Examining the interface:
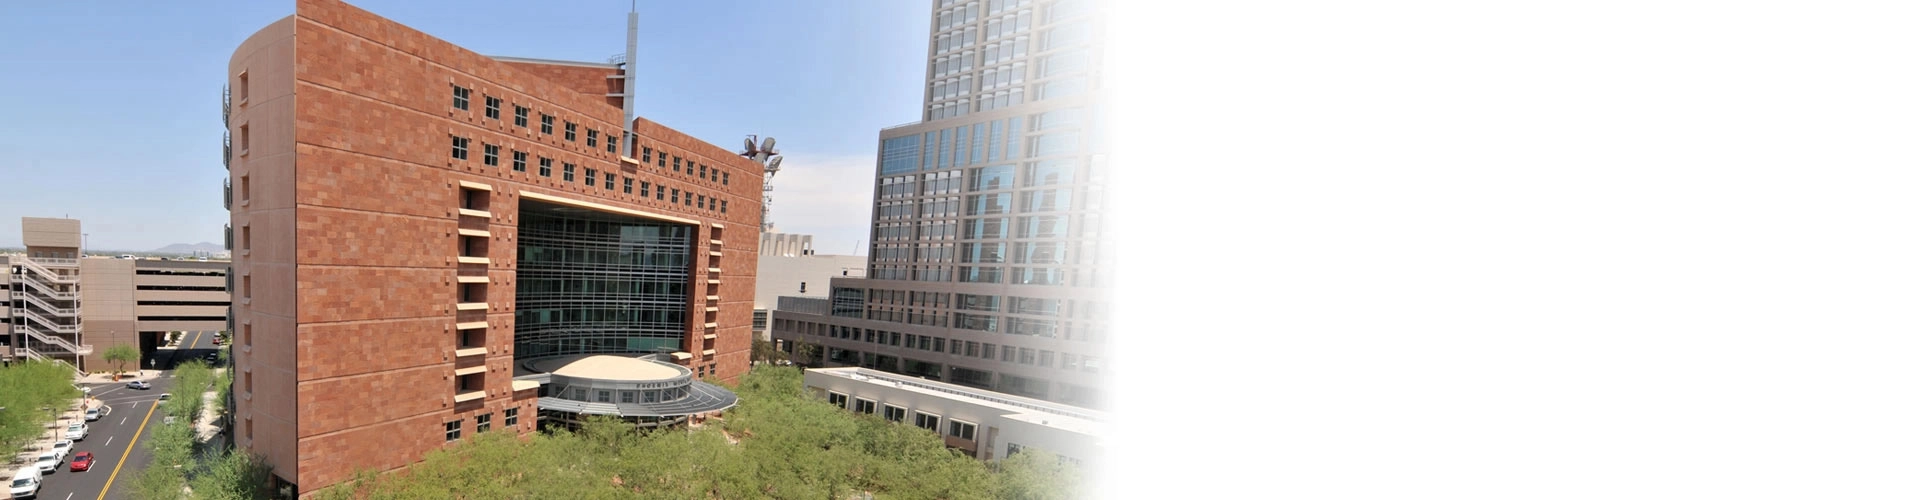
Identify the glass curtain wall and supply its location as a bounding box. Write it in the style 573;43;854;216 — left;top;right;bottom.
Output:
516;200;692;358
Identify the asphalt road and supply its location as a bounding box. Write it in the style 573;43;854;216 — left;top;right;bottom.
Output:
27;330;220;500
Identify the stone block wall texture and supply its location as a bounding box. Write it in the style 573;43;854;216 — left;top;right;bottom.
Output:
228;0;762;495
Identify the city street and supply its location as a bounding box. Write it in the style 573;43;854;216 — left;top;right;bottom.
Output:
25;330;220;500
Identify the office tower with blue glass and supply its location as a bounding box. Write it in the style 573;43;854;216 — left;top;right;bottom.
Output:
772;0;1110;408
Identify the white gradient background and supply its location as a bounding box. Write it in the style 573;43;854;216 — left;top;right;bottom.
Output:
1106;0;1920;498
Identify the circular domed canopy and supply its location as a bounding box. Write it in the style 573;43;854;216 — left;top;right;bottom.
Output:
520;353;736;420
531;354;681;382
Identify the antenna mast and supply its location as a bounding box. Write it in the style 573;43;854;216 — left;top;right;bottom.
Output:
739;135;782;232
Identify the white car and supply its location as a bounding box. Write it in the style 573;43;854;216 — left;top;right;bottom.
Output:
50;440;71;459
66;423;87;441
34;452;59;473
10;467;39;497
85;407;101;421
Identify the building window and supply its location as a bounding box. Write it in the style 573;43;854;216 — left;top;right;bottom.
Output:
642;146;652;163
721;200;728;214
451;136;469;160
512;150;527;172
514;105;529;127
587;129;598;148
883;405;906;423
1008;442;1023;456
476;413;492;433
621;391;635;403
697;195;706;210
673;156;682;172
854;398;877;414
671;189;679;204
604;173;614;190
585;168;597;187
564;163;576;182
538;157;552;177
948;420;976;441
914;411;939;432
826;392;848;409
483;143;499;166
444;420;461;442
504;407;519;428
565;122;577;141
723;172;730;185
597;390;611;403
623;177;634;194
699;164;708;180
656;185;665;200
484;96;501;119
657;153;666;168
607;136;617;154
641;181;651;197
451;85;470;110
541;114;554;135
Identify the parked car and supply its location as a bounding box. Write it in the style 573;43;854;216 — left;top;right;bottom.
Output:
158;393;171;401
34;452;58;473
69;451;93;472
10;467;40;497
84;407;100;421
127;380;151;390
66;423;87;441
50;440;70;460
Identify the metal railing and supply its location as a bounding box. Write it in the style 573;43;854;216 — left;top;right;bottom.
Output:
19;308;81;334
13;348;85;377
16;257;78;282
223;131;232;169
17;321;90;355
14;274;78;300
12;290;76;316
224;224;233;251
222;84;230;125
224;178;232;211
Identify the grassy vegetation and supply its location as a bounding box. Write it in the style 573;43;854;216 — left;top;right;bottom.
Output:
0;360;83;452
317;365;1082;499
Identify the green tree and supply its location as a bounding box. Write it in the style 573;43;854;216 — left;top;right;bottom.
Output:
104;343;140;376
301;365;1085;498
750;338;788;365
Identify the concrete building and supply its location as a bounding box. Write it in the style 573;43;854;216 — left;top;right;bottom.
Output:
226;1;760;495
753;252;865;343
771;0;1112;409
760;230;814;257
1;217;231;372
804;366;1101;466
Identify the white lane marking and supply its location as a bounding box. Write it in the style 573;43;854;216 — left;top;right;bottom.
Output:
119;417;127;425
66;492;73;500
104;436;114;447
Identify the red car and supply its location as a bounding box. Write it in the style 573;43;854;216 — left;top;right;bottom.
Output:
69;452;93;472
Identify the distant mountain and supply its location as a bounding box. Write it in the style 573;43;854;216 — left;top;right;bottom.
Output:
151;242;223;255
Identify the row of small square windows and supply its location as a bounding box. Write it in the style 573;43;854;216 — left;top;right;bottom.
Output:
450;135;730;214
454;84;736;187
454;85;619;155
444;407;518;442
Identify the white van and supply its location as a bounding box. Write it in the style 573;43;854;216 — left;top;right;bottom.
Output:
116;254;135;260
10;467;40;498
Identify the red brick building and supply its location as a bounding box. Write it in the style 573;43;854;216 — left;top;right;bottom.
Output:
227;1;759;495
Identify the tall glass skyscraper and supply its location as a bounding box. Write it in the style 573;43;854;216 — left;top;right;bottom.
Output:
773;0;1111;408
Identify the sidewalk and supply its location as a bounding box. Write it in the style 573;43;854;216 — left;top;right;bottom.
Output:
75;369;166;385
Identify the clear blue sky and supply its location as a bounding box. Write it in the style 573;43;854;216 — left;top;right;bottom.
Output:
0;0;928;252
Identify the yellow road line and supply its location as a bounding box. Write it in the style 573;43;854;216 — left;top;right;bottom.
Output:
190;331;205;352
98;396;159;500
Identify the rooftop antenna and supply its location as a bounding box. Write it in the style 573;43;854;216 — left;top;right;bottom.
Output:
617;2;639;158
740;135;783;232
